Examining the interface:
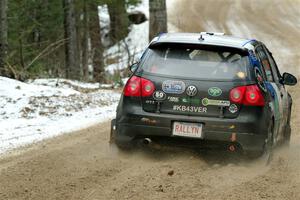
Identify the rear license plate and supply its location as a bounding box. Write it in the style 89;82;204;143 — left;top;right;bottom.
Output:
172;122;203;138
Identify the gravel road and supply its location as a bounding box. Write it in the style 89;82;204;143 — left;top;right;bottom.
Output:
1;1;300;199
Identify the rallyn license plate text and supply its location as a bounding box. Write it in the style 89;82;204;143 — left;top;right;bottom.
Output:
173;122;203;138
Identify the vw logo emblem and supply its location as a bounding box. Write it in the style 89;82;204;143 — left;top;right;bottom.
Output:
186;85;197;97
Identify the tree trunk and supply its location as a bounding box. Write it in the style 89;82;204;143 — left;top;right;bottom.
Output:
149;0;167;41
81;0;89;80
89;3;105;82
0;0;8;76
63;0;80;79
107;0;128;42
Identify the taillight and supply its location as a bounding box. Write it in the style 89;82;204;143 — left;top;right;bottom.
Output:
243;85;265;106
141;78;155;97
124;76;155;97
230;86;246;104
124;76;141;97
229;85;265;106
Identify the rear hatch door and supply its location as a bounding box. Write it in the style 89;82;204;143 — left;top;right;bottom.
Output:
138;43;252;118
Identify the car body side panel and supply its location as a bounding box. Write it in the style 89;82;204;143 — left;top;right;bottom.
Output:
265;82;281;141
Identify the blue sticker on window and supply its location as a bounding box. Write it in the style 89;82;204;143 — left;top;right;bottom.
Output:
162;80;186;94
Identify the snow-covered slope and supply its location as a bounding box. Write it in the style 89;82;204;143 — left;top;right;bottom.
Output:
0;77;120;154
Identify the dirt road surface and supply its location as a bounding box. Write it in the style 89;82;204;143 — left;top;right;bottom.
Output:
1;1;300;199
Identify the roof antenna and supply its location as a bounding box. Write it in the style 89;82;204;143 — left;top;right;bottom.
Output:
199;33;204;41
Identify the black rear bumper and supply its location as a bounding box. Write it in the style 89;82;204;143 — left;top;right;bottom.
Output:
115;122;266;152
114;105;269;153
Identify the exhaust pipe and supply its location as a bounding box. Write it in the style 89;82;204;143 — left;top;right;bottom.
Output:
143;138;152;145
229;144;236;152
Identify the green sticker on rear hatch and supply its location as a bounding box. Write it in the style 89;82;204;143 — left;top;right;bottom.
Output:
208;87;222;97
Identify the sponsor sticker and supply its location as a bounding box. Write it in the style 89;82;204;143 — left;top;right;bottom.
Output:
153;91;166;101
173;105;207;113
167;96;180;103
208;87;222;97
162;80;186;94
202;98;230;107
254;67;267;92
181;98;201;104
229;104;238;113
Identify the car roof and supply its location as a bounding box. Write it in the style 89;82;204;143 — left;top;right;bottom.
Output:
150;33;258;50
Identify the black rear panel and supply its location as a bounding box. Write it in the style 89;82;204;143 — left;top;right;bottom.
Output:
140;74;254;119
137;43;254;119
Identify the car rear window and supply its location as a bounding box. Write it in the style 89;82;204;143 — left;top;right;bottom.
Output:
139;44;250;80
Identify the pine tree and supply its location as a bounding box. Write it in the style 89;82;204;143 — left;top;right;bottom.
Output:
63;0;80;79
149;0;167;41
89;2;105;82
107;0;129;42
0;0;8;76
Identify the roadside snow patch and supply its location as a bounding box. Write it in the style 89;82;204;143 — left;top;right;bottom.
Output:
0;77;120;155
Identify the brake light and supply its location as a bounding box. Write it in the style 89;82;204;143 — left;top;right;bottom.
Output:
124;76;155;97
244;85;265;106
124;76;141;96
229;85;265;106
230;86;246;104
141;78;155;97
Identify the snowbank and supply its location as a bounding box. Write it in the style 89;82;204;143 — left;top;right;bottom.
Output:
0;77;120;155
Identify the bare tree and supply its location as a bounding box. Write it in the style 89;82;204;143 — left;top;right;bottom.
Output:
149;0;167;41
63;0;80;79
89;3;105;82
0;0;8;75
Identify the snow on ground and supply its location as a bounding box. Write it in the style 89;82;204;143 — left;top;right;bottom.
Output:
0;0;176;155
0;76;120;155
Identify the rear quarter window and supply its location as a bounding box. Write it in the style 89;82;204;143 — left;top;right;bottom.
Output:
139;44;251;81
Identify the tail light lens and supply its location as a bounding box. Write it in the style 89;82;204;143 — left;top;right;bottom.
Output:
230;85;265;106
124;76;155;97
244;85;265;106
230;86;246;104
124;76;141;97
141;78;155;97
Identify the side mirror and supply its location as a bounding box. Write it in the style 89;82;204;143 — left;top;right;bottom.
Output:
282;72;297;86
129;63;138;73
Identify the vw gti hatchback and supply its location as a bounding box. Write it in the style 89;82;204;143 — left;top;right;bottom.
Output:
110;32;297;157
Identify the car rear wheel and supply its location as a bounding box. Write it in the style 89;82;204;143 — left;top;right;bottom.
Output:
110;119;136;151
246;120;274;163
283;108;292;146
262;120;274;164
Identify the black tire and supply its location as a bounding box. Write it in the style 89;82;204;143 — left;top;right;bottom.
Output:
283;105;292;146
262;120;274;165
111;119;136;151
109;119;134;152
246;120;274;163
